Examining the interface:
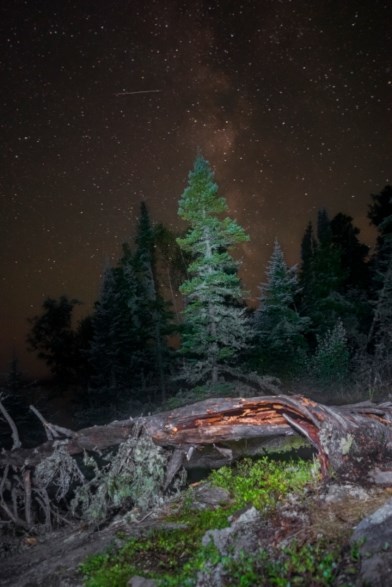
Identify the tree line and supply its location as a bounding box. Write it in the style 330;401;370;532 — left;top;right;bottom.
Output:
26;155;392;405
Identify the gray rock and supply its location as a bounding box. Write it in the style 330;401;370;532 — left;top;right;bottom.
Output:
351;498;392;586
202;506;261;556
197;507;262;586
368;467;392;486
187;482;232;511
128;577;157;587
321;483;372;504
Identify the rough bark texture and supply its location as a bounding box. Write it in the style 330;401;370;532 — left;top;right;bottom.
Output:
2;395;392;480
2;394;392;536
145;395;392;482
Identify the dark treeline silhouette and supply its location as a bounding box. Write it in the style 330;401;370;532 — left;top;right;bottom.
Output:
21;158;392;415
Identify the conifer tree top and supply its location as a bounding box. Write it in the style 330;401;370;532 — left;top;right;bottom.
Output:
178;155;227;222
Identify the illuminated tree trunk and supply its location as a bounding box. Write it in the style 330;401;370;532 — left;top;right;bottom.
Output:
2;395;392;484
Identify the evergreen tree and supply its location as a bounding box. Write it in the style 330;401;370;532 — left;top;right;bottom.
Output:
307;319;350;384
302;238;347;334
88;266;118;392
153;224;191;321
329;213;371;346
5;352;24;393
255;240;309;374
177;154;250;384
113;247;146;386
74;314;94;388
367;205;392;383
89;254;146;400
300;221;316;268
299;221;316;305
329;213;369;291
368;185;392;232
298;210;370;373
317;208;331;245
27;296;81;384
371;255;392;383
299;209;350;341
88;206;175;404
368;185;392;294
134;202;173;401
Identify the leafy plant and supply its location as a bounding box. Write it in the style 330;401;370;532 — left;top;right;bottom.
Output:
80;457;316;587
223;540;343;586
209;457;314;510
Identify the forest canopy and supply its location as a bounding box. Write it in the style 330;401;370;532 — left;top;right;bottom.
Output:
21;161;392;409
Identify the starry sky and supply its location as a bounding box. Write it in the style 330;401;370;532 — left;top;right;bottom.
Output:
0;0;391;378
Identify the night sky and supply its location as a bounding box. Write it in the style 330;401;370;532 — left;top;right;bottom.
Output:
1;0;391;377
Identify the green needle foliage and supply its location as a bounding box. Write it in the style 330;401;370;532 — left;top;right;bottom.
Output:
177;154;250;384
307;318;350;384
254;239;310;375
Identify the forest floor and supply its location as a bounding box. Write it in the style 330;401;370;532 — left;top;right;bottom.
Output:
2;459;392;586
2;381;392;586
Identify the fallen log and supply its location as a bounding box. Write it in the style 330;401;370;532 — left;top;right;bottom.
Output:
2;394;392;531
146;395;392;482
2;395;392;480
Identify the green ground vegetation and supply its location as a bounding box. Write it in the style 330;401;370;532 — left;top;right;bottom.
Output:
80;456;359;587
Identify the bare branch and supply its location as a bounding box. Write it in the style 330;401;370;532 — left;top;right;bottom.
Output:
29;404;54;440
0;396;22;449
29;404;74;440
23;469;32;526
0;472;29;530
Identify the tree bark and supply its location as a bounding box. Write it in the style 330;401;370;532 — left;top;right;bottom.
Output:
3;393;392;532
145;395;392;482
2;395;392;482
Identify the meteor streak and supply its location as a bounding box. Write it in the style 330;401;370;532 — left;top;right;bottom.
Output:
114;89;161;96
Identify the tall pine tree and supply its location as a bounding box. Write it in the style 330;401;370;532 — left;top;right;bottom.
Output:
329;213;369;291
255;240;309;374
177;155;250;384
89;253;144;401
134;202;173;401
368;185;392;295
367;197;392;383
88;205;175;404
27;296;81;384
89;265;118;393
299;209;348;340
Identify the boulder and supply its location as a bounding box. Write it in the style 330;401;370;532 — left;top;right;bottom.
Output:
351;498;392;586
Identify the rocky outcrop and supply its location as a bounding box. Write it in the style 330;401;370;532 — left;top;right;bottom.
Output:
351;498;392;586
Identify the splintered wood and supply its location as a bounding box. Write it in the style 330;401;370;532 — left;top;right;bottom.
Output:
2;394;392;483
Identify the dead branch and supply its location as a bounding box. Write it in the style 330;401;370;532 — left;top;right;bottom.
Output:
29;404;74;441
23;469;32;527
0;396;22;449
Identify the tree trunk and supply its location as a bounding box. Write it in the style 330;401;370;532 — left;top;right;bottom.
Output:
2;394;392;533
2;395;392;481
145;395;392;482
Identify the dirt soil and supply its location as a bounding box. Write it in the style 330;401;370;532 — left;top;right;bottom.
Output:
1;482;392;587
0;511;172;587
